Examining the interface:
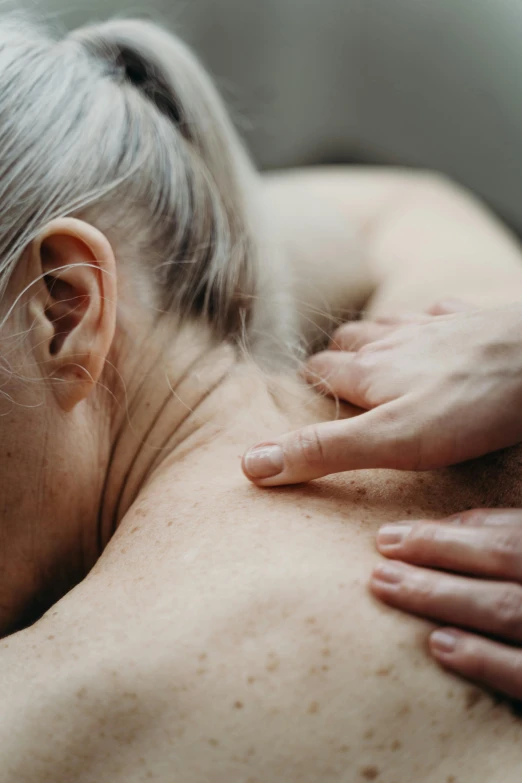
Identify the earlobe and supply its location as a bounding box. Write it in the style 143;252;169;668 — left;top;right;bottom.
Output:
28;218;117;412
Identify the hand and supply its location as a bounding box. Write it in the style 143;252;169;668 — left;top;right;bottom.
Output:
371;508;522;701
242;301;522;486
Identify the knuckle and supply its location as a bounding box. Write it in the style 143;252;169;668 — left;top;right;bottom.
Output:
355;342;379;365
409;571;436;603
453;509;490;526
295;426;326;473
408;523;439;554
491;585;522;635
405;522;437;555
490;531;522;570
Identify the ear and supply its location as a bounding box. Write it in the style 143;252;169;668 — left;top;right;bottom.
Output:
27;218;117;412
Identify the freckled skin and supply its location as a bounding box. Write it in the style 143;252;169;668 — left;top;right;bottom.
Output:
5;463;522;779
3;341;522;781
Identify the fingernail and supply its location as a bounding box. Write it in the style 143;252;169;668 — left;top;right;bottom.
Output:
243;445;284;480
431;630;459;654
372;563;403;586
377;524;411;549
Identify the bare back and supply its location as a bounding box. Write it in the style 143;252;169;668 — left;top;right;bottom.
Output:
1;397;521;783
3;166;522;782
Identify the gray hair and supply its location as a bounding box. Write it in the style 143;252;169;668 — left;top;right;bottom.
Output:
0;14;297;360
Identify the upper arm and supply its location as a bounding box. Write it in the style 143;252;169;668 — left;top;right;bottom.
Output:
261;166;441;340
264;166;522;318
262;167;377;347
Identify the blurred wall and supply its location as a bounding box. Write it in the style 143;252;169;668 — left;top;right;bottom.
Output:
35;0;522;232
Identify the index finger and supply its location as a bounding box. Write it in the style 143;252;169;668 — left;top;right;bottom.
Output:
445;509;522;528
376;521;522;581
430;628;522;703
241;401;415;486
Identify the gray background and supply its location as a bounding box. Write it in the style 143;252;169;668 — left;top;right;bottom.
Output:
39;0;522;233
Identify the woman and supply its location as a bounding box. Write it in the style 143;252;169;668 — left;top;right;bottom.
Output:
1;14;522;783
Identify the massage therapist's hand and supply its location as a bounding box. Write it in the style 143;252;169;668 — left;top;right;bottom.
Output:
242;301;522;486
371;509;522;701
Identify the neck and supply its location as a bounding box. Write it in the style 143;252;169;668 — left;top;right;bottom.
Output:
98;320;330;550
96;323;230;547
0;323;327;638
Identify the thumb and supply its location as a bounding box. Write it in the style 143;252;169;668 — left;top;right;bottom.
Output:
242;404;414;486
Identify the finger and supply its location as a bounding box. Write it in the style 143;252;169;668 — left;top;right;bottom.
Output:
445;508;522;528
373;312;433;326
429;627;522;702
426;298;474;315
304;350;371;408
376;521;522;580
370;560;522;643
329;321;395;351
242;402;415;486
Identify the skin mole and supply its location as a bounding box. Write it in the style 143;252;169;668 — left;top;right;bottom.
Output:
307;701;319;715
360;765;380;780
465;689;483;710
